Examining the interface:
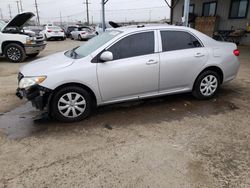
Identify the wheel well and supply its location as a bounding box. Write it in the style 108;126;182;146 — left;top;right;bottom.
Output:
193;66;224;90
2;41;25;52
51;83;97;105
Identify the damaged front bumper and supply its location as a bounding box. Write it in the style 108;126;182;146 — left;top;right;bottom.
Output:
16;85;52;110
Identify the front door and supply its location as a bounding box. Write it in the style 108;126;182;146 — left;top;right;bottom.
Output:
97;31;160;102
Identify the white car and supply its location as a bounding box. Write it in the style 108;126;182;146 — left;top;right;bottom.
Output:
0;12;46;62
41;26;65;41
95;22;114;34
70;27;96;41
16;25;240;122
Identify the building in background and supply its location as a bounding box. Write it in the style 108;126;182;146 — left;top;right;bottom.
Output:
171;0;250;45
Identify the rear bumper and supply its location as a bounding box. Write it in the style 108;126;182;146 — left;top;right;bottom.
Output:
47;33;65;38
16;85;52;110
81;34;96;39
24;43;46;54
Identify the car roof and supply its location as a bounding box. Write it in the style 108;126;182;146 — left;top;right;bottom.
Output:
111;24;217;47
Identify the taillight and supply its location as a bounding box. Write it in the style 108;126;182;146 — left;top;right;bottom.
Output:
81;32;86;35
47;30;52;33
233;49;240;56
60;30;64;32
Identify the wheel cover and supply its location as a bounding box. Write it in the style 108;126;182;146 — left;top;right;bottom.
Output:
200;75;218;96
7;47;21;61
58;92;86;118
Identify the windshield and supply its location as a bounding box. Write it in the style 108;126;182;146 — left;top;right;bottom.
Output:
71;30;122;58
0;20;6;31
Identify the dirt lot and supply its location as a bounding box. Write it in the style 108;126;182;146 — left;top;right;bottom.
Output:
0;40;249;188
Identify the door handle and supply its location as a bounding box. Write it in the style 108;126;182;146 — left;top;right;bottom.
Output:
146;59;158;65
195;53;205;57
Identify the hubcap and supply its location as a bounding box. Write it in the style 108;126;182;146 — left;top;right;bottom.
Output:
200;75;218;96
7;47;21;61
58;92;86;118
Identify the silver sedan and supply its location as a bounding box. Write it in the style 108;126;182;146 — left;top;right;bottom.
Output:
70;27;96;41
17;25;240;122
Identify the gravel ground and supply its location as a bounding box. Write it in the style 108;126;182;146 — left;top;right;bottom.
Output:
0;40;249;188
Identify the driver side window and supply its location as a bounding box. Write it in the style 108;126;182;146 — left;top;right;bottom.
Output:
107;31;155;60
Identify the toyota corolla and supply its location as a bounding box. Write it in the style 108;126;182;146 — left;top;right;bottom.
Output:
16;25;240;122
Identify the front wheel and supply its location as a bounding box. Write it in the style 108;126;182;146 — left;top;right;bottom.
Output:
192;71;220;100
50;86;93;122
4;43;26;63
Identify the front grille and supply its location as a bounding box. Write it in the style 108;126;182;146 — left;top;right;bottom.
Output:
18;72;24;82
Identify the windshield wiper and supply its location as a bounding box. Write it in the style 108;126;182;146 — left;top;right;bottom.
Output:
70;46;79;58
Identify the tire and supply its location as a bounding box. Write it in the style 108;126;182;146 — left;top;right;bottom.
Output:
27;53;39;58
70;35;74;40
78;35;82;41
51;86;94;122
3;43;26;63
192;70;220;100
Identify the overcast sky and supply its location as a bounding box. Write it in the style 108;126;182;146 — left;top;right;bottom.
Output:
0;0;171;23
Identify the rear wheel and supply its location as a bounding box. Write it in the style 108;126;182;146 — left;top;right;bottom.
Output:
51;86;93;122
192;70;220;100
4;43;26;63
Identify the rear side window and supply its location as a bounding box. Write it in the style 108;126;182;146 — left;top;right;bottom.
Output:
161;31;202;52
108;32;154;60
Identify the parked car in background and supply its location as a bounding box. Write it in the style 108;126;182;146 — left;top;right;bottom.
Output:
40;26;65;41
95;21;120;34
16;25;240;122
0;12;46;63
24;26;43;35
65;25;78;38
70;26;96;41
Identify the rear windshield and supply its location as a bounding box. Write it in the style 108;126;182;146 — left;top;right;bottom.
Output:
79;28;91;31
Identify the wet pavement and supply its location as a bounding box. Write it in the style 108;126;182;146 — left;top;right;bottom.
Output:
0;87;239;140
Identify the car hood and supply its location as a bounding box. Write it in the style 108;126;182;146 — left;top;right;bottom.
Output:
20;51;74;76
2;12;35;31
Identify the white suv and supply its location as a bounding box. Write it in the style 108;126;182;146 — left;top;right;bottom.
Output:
16;25;240;122
0;12;46;62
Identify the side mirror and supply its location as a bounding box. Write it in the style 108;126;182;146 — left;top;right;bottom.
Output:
100;51;113;62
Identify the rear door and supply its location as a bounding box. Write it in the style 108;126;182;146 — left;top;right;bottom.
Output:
97;31;160;102
159;30;209;93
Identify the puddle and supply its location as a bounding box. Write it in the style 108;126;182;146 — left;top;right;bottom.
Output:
0;88;239;140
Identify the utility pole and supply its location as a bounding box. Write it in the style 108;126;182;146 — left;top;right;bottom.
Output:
60;12;62;27
0;8;3;20
20;0;24;12
183;0;190;26
16;1;20;14
34;0;40;25
83;0;90;25
8;4;12;19
101;0;108;31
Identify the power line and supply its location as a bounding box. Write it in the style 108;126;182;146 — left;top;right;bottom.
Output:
34;0;40;25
